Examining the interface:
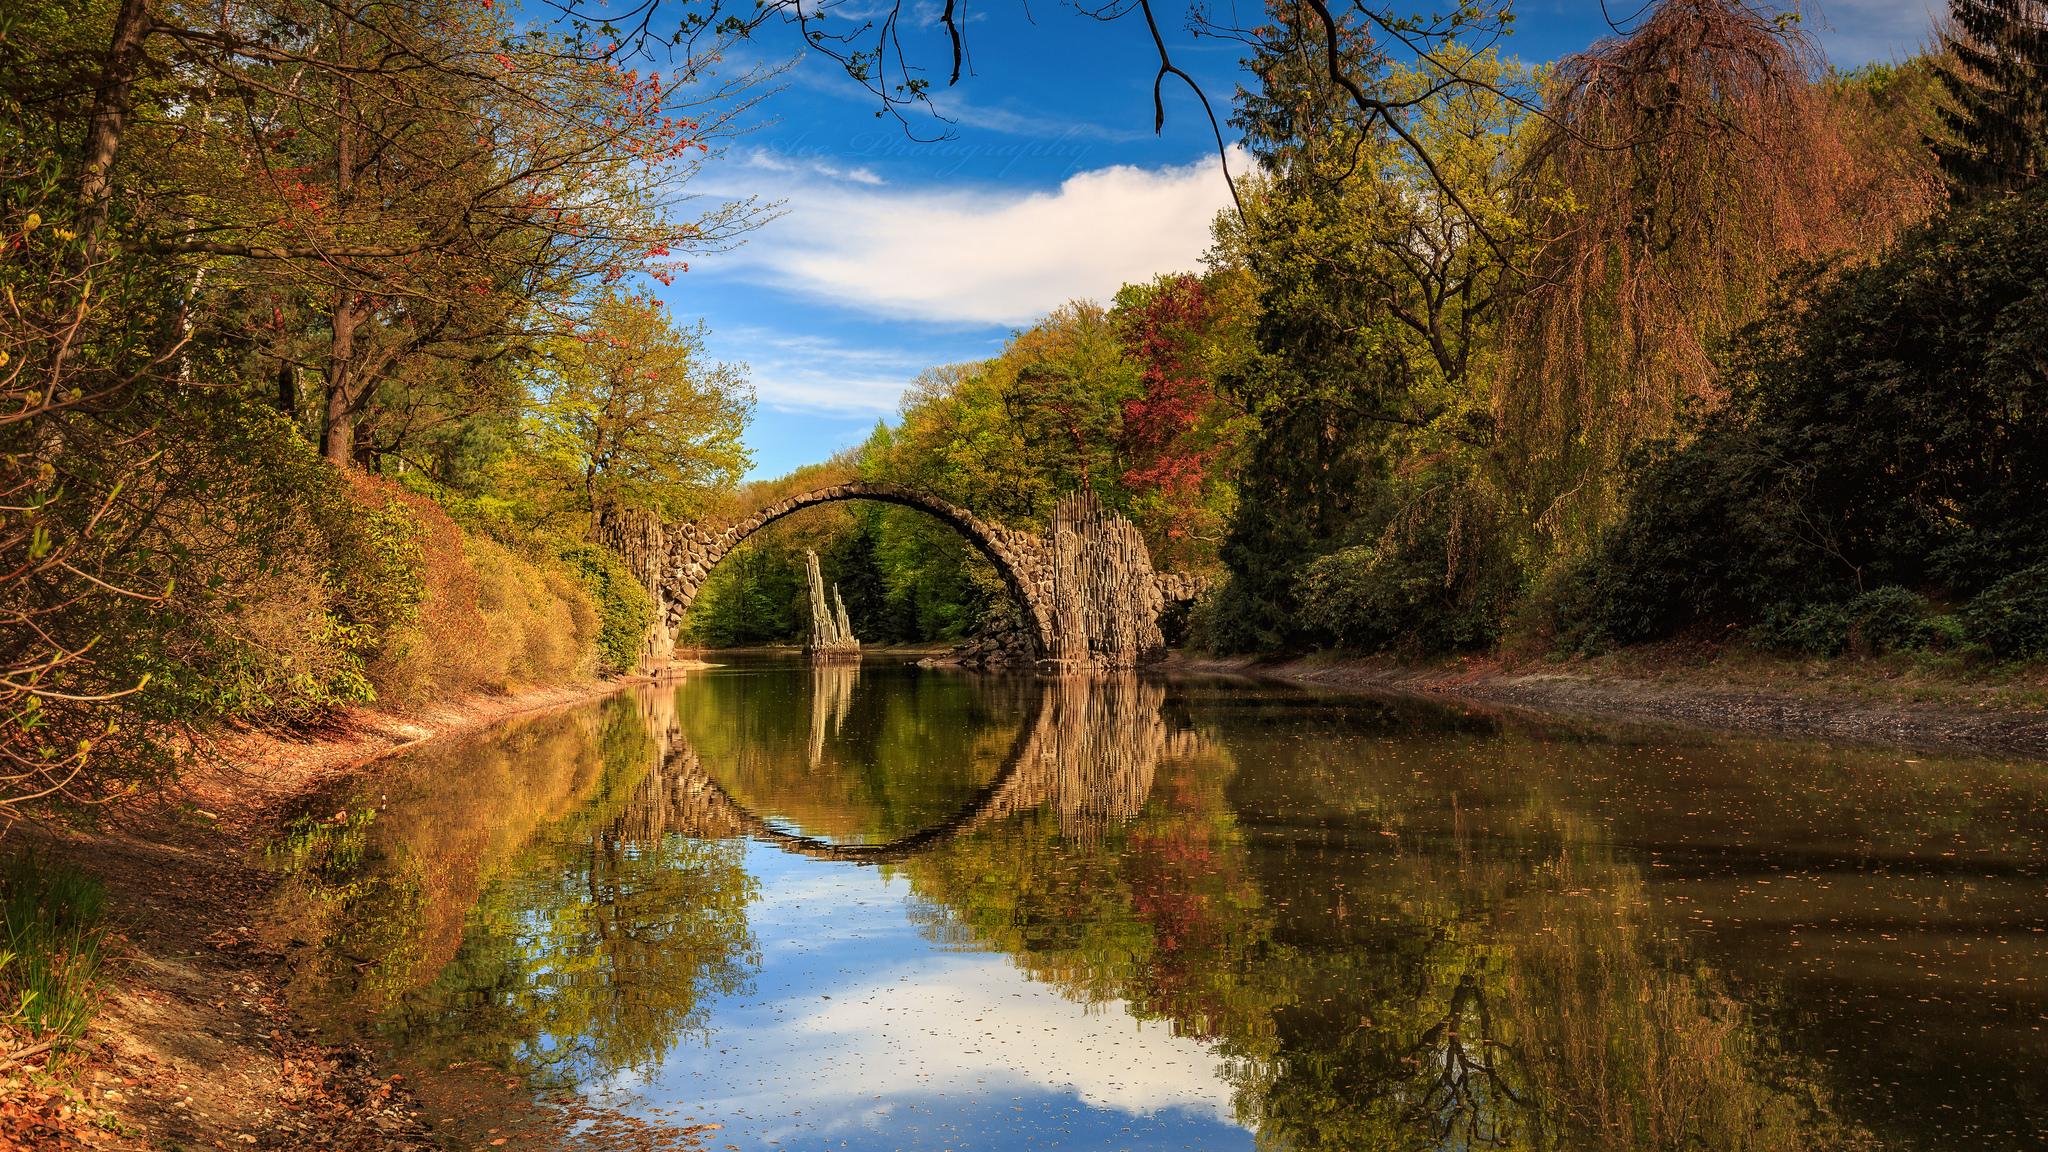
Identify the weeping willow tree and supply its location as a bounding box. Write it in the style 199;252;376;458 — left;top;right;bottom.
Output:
1497;0;1943;556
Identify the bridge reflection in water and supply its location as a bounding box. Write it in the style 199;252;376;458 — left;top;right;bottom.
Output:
615;670;1183;862
269;661;2048;1152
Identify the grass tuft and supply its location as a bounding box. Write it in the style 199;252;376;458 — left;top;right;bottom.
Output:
1;851;110;1055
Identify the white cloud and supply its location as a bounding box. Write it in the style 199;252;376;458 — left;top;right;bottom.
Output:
740;146;886;186
658;950;1244;1138
713;326;973;414
700;150;1243;327
791;956;1242;1121
610;854;1250;1146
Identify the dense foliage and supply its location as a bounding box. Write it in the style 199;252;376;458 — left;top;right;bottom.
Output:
700;0;2042;672
8;0;2047;819
1;0;756;818
1560;185;2048;657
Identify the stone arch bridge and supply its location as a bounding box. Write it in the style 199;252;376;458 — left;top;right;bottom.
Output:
598;481;1205;669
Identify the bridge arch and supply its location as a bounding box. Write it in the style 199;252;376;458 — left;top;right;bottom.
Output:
656;481;1057;659
617;675;1176;863
599;483;1193;669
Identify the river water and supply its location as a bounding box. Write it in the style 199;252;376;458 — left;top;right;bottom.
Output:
269;656;2048;1150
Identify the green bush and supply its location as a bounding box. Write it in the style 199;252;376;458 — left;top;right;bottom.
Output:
1573;185;2048;648
1756;601;1852;657
1292;480;1520;658
1754;589;1949;658
1;853;109;1054
1296;544;1506;655
561;544;655;674
1962;564;2048;660
1846;586;1935;656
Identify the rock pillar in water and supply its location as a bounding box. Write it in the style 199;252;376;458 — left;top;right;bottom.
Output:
805;549;861;661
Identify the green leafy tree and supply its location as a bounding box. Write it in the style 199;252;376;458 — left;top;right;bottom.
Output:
824;508;897;643
1208;21;1527;653
526;290;752;526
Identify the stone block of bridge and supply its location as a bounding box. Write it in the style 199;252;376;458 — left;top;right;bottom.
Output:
598;482;1197;670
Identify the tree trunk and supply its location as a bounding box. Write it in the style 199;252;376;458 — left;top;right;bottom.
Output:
77;0;153;253
321;297;359;465
275;361;299;416
320;11;357;467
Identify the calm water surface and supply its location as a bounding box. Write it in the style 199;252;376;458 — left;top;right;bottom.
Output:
272;657;2048;1150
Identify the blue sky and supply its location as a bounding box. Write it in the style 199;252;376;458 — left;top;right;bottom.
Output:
652;1;1942;479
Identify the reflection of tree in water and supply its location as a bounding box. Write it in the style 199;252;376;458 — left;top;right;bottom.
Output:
658;665;1035;842
893;707;1877;1152
270;691;759;1088
1401;975;1526;1148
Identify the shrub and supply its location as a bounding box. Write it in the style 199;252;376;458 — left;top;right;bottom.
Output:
1925;613;1969;651
1752;589;1940;658
1845;587;1935;656
1;853;109;1055
1287;458;1521;657
464;537;599;691
560;545;655;675
1294;545;1488;654
1294;529;1517;657
1962;564;2048;660
112;403;425;723
1575;185;2048;646
356;483;611;701
1755;602;1852;657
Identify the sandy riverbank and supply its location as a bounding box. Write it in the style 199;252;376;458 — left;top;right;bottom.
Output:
1165;650;2048;761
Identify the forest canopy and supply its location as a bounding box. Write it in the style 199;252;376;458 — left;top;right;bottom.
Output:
4;0;2045;821
719;0;2038;671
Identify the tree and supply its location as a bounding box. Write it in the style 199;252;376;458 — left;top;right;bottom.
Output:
1936;0;2048;196
1111;272;1251;572
1568;184;2048;652
825;509;895;643
1207;16;1527;653
1497;0;1942;555
72;0;769;467
525;290;752;525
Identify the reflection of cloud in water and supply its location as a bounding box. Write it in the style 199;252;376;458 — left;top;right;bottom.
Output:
792;959;1239;1122
630;847;1250;1149
741;866;911;938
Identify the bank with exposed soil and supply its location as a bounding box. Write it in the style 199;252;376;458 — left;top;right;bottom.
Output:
1167;650;2048;761
4;678;716;1152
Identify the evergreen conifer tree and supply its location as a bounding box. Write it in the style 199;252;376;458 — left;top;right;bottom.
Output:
1936;0;2048;195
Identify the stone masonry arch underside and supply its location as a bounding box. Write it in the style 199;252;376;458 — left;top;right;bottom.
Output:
600;482;1203;669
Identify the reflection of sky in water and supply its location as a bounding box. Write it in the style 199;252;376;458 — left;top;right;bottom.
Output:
600;843;1253;1151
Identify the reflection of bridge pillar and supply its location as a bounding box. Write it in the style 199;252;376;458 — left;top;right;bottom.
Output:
807;663;859;769
621;674;1185;859
1017;675;1166;838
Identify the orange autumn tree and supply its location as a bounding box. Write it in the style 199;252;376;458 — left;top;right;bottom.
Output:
1497;0;1943;555
91;0;771;466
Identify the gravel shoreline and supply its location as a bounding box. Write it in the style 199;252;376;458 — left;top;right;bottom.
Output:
1165;653;2048;761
